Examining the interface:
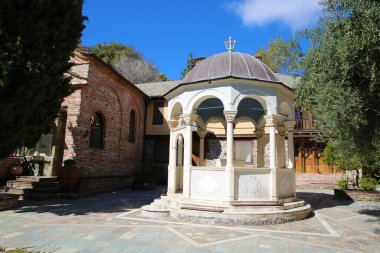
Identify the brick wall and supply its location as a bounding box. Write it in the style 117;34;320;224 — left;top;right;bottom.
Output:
61;53;146;191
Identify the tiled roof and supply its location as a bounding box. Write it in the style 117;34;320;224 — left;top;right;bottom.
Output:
275;73;300;89
135;74;299;98
182;52;280;84
135;80;181;97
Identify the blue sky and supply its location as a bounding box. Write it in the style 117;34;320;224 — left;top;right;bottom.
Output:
81;0;322;80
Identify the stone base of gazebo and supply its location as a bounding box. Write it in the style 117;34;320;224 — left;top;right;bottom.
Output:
142;195;311;225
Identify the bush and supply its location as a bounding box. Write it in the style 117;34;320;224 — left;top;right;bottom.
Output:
337;178;349;190
359;177;377;191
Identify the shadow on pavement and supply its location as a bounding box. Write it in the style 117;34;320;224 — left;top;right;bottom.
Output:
297;191;354;210
8;187;164;216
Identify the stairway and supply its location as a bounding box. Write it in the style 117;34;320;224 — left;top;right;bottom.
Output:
296;173;343;189
5;176;61;201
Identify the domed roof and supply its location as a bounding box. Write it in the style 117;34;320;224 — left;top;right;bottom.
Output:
182;52;280;84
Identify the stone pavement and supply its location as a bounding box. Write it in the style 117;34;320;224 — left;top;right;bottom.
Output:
0;188;378;253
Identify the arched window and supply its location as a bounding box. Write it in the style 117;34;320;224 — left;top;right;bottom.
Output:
128;110;136;143
89;112;105;149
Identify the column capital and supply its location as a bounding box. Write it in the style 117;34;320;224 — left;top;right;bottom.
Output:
284;120;296;132
224;110;238;123
254;129;265;139
167;120;178;130
197;130;208;139
276;125;287;137
182;113;197;126
264;114;283;127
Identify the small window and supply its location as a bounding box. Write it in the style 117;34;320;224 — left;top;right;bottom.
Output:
89;112;105;149
152;101;164;125
295;108;302;119
129;110;136;143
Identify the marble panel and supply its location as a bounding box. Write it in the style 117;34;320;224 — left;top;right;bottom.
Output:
235;171;270;199
191;169;226;201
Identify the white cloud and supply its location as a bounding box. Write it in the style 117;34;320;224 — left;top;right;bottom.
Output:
229;0;322;30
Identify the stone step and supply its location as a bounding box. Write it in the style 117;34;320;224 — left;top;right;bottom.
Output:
296;183;336;189
16;176;57;183
6;181;60;189
282;200;305;210
296;173;343;189
6;187;60;195
180;204;224;213
20;193;59;201
230;200;282;206
141;204;170;217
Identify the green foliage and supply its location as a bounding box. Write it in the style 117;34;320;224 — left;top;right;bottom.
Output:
0;246;39;253
322;142;338;169
336;178;349;190
181;53;195;78
254;36;302;75
0;0;86;159
90;42;170;83
296;0;380;173
159;73;171;81
89;42;141;65
359;177;377;191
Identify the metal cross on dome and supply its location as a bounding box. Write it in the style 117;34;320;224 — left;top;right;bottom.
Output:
224;37;236;52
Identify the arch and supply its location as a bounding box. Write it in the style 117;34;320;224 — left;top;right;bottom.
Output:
205;116;226;135
186;89;228;113
256;116;266;129
169;101;183;120
232;89;268;110
234;117;256;135
236;97;266;123
196;98;225;123
235;116;257;126
279;101;294;120
195;117;206;130
175;133;184;166
89;112;105;149
128;110;136;143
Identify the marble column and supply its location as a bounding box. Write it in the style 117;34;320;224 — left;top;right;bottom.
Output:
224;110;237;201
182;114;197;198
197;130;207;166
284;120;296;196
264;115;280;201
167;120;178;195
264;115;279;169
177;135;183;166
255;129;264;168
284;121;296;169
276;125;287;168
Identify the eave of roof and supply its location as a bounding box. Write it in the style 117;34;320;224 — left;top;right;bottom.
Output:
163;76;294;98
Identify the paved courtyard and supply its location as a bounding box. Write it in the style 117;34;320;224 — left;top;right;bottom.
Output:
0;188;379;253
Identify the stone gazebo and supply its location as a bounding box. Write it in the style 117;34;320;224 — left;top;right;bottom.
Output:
142;38;310;224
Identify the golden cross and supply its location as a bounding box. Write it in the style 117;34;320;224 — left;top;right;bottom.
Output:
224;37;236;52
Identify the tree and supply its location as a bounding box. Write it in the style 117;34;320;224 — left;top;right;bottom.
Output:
89;42;141;65
113;55;162;84
158;73;171;82
90;42;170;83
0;0;86;159
254;36;302;75
296;0;380;175
181;53;196;78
